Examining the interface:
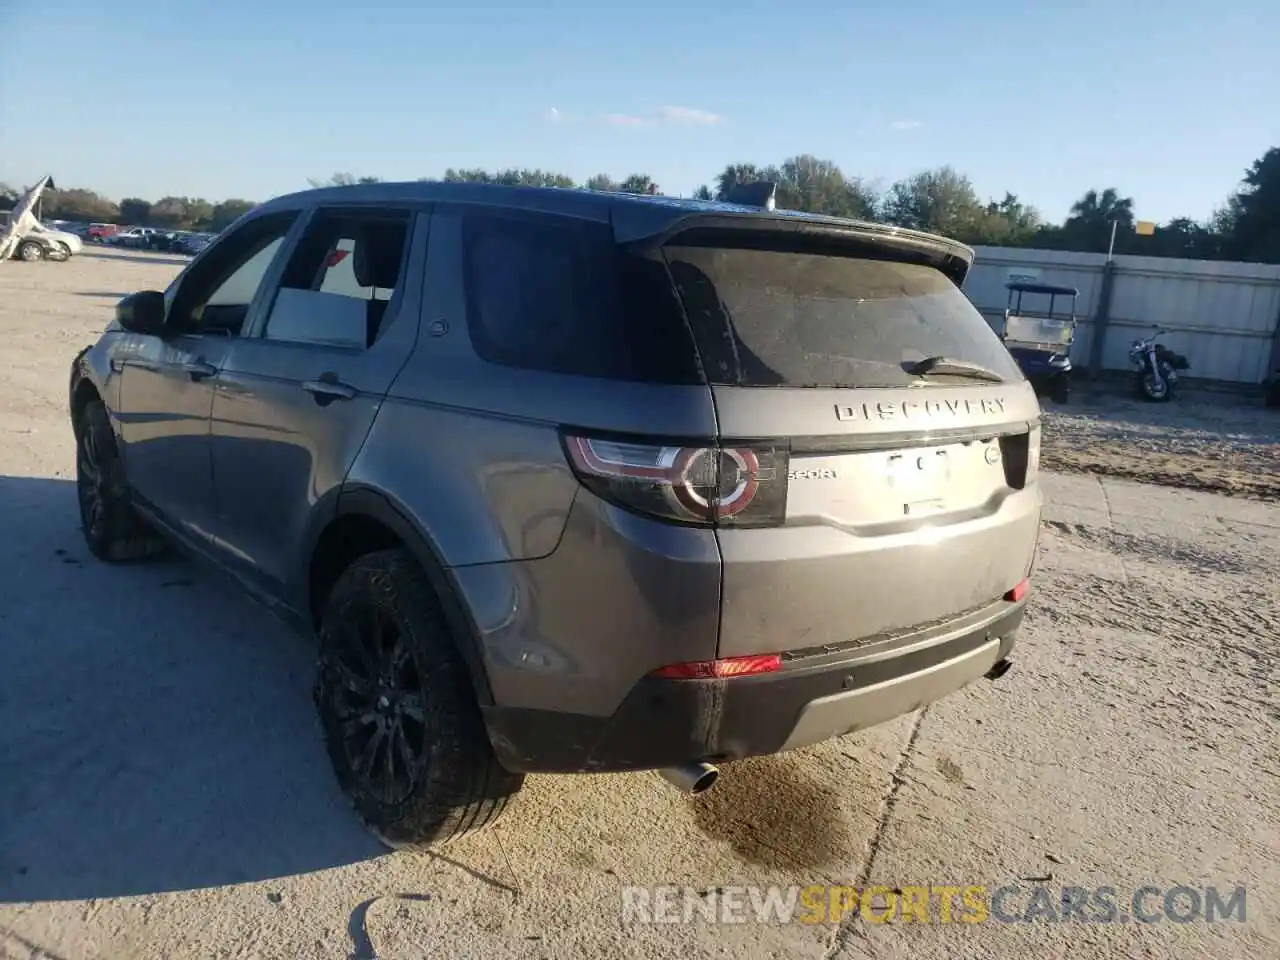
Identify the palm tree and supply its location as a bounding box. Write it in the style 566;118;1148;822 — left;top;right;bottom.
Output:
1068;188;1135;229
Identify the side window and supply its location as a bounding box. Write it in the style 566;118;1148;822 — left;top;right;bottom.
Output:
206;238;286;308
460;213;700;383
315;237;393;302
262;208;411;348
170;212;297;336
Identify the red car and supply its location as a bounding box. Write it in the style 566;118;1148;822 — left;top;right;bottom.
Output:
86;223;119;241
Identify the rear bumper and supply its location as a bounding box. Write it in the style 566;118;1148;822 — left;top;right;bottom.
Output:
482;598;1023;773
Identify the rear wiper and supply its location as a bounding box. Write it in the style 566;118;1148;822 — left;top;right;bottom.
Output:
907;356;1005;383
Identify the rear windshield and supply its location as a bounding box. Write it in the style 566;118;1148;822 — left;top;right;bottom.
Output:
664;243;1023;388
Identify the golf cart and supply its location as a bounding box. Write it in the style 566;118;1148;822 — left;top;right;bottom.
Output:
1002;281;1077;403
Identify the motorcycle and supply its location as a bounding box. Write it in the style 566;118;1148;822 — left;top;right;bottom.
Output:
1129;326;1190;402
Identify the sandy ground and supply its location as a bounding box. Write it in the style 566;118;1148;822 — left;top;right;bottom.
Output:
1;249;1277;959
1040;391;1280;502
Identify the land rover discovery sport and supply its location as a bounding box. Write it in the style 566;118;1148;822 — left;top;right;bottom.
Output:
68;182;1041;847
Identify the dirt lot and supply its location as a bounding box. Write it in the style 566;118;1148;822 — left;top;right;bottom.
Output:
1;249;1277;960
1040;390;1280;502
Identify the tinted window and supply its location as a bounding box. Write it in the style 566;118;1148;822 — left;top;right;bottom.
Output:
264;208;411;347
171;211;298;335
665;244;1023;388
206;238;285;307
461;214;701;384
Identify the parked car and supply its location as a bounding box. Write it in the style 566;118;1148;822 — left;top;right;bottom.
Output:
111;227;158;248
67;181;1041;847
0;212;81;260
147;231;185;252
47;219;89;237
87;223;120;242
175;232;215;255
35;221;83;257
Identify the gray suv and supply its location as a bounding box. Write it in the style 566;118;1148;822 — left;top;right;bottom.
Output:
68;182;1041;847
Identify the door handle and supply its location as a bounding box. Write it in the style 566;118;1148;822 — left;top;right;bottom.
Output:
302;378;357;403
183;360;218;381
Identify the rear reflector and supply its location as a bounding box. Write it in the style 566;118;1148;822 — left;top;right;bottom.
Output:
651;654;783;679
1004;578;1029;602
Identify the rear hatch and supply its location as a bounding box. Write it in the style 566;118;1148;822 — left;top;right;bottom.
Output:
660;227;1042;658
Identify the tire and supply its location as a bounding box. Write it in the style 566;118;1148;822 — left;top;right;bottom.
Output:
314;549;523;849
75;400;169;562
1139;371;1169;402
1051;379;1070;404
17;240;44;262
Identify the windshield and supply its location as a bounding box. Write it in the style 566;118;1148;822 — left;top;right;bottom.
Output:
665;243;1023;388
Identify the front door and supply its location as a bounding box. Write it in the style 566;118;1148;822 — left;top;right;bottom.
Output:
115;211;300;545
209;205;426;602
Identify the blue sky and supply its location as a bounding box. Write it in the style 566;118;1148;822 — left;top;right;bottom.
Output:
2;0;1275;223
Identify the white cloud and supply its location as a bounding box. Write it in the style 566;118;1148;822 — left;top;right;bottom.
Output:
656;105;725;126
604;113;649;127
597;106;726;129
890;120;924;131
545;107;582;124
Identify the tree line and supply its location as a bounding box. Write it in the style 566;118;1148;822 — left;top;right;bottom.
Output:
3;146;1276;262
0;187;259;235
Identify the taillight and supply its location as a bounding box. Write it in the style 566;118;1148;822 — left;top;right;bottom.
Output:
1004;578;1029;602
651;654;782;679
562;433;789;527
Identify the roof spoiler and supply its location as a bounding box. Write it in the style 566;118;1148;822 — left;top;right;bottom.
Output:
723;180;777;211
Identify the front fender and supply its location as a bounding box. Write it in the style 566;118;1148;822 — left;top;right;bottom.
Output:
69;343;91;400
69;336;122;432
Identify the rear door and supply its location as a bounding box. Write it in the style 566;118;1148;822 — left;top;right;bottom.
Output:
662;234;1042;657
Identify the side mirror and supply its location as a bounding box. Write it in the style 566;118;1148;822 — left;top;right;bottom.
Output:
115;290;166;335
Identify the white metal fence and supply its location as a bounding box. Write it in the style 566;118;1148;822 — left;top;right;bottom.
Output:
965;246;1280;385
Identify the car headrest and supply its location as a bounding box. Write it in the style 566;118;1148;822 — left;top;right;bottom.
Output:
352;222;405;290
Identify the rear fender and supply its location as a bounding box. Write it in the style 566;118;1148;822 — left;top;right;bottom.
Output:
301;485;497;707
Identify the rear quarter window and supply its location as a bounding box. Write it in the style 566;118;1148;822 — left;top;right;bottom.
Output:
665;243;1023;388
461;213;702;384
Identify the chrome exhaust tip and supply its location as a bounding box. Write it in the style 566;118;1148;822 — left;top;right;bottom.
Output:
985;658;1013;681
658;762;719;794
